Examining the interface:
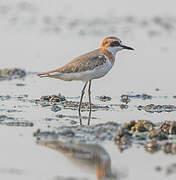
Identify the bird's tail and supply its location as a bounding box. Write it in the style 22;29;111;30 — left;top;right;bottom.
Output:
37;68;62;78
37;73;50;78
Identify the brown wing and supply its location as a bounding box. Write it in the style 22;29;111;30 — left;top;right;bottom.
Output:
38;49;106;77
58;49;106;73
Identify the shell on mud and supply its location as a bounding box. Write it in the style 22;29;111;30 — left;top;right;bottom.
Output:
148;129;168;140
160;121;176;134
122;120;136;130
122;120;154;133
120;95;131;104
163;142;176;154
131;120;154;133
120;104;128;109
114;128;132;145
97;95;112;102
40;94;66;102
145;141;161;153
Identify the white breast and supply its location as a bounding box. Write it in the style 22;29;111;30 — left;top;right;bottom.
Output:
53;56;113;81
90;56;113;80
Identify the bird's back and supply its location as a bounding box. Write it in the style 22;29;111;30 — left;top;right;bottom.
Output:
38;48;107;77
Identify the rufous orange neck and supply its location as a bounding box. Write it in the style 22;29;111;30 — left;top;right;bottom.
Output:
100;48;115;65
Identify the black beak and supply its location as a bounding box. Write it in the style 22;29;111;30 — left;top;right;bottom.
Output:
120;45;134;50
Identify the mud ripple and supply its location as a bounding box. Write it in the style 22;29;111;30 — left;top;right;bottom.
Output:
0;115;33;127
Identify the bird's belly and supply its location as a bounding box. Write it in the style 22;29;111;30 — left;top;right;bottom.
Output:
57;59;113;81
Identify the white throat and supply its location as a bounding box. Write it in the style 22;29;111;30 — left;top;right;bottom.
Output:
107;46;122;56
107;42;123;57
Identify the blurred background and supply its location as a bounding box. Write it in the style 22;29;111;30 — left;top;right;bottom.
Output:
1;0;176;95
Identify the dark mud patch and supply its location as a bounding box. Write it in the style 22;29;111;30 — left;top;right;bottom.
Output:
55;114;98;123
0;68;26;81
0;95;11;101
0;94;30;107
120;93;152;103
37;94;111;111
114;120;176;154
138;104;176;113
51;105;62;112
1;121;33;127
44;116;79;126
62;101;110;111
0;115;14;121
16;83;26;86
34;122;119;143
0;115;33;127
55;114;96;120
43;113;98;126
0;108;22;113
40;94;66;102
96;95;112;102
34;118;176;154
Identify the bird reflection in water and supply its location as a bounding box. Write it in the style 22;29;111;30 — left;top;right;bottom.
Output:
37;139;117;180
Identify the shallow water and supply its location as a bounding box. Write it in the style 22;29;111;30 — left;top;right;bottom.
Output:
1;0;176;179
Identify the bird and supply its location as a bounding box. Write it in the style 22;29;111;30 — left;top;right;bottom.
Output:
38;36;134;125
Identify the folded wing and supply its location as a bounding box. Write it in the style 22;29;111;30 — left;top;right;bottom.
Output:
38;49;106;78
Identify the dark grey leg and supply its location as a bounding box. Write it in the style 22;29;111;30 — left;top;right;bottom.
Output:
78;81;88;125
88;80;92;125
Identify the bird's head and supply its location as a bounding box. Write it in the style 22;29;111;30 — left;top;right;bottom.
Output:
100;36;134;56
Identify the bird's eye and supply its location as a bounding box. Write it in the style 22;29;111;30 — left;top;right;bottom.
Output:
110;41;120;47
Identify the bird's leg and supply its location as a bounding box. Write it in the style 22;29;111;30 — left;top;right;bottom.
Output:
78;81;88;126
88;80;92;126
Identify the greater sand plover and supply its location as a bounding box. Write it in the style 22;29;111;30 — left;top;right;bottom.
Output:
38;36;134;125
